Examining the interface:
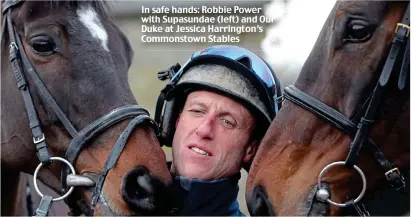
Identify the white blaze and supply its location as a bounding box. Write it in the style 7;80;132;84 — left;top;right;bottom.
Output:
77;6;109;52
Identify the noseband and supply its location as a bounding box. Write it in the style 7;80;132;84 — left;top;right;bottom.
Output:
283;3;409;215
2;0;159;216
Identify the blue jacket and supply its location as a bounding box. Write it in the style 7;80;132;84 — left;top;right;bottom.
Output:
170;173;244;216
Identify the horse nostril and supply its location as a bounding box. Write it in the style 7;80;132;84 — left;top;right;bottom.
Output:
247;185;276;216
122;166;169;214
136;173;154;195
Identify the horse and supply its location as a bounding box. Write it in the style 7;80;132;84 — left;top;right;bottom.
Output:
246;1;410;216
1;0;172;215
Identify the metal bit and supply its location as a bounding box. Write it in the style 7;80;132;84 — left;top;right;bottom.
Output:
66;174;95;187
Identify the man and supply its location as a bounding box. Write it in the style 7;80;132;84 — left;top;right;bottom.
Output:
155;45;282;216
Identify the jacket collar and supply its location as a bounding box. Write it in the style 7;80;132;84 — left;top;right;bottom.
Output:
171;173;242;216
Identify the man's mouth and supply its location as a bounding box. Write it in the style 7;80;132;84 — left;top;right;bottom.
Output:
189;146;211;156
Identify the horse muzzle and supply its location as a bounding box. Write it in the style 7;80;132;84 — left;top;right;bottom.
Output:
246;184;332;216
246;185;276;216
121;166;172;215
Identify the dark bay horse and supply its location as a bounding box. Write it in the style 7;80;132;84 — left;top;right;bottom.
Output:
1;1;172;215
247;1;409;216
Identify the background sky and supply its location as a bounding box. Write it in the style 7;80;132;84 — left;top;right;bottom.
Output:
261;0;336;86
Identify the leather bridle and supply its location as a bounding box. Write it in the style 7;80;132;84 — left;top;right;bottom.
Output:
283;3;409;214
2;0;159;216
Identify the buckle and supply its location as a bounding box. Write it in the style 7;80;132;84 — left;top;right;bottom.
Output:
157;63;181;81
9;42;18;51
395;23;410;37
33;133;45;144
385;167;401;180
157;69;171;81
163;83;176;100
277;95;284;104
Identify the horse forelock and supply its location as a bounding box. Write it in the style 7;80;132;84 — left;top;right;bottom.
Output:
37;0;110;17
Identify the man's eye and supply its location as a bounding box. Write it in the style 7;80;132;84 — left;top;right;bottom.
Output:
189;109;203;114
221;119;234;128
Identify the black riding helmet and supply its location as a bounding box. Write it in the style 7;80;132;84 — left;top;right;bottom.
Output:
155;45;282;171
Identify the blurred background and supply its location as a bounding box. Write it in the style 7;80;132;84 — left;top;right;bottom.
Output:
29;0;336;215
113;2;270;215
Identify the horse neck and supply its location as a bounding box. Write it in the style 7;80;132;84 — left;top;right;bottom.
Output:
375;83;410;169
1;168;29;216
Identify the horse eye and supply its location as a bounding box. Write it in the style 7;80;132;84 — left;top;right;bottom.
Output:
344;19;372;43
30;36;56;56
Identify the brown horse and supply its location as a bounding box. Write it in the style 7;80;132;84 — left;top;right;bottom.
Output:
246;1;409;216
1;0;172;215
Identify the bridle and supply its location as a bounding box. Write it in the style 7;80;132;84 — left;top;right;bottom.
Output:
2;0;159;216
282;3;410;215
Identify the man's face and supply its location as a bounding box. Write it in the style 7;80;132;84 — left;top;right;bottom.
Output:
171;90;256;180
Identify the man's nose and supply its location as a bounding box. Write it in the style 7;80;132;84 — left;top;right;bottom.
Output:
195;117;214;139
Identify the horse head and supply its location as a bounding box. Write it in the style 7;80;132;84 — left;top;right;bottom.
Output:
1;1;172;215
246;1;409;216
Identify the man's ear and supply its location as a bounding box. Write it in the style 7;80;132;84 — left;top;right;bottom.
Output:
243;140;257;163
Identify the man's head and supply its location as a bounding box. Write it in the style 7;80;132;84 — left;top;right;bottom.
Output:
171;64;262;180
155;45;282;180
172;90;257;180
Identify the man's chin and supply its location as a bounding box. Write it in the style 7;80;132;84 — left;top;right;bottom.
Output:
179;167;212;180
